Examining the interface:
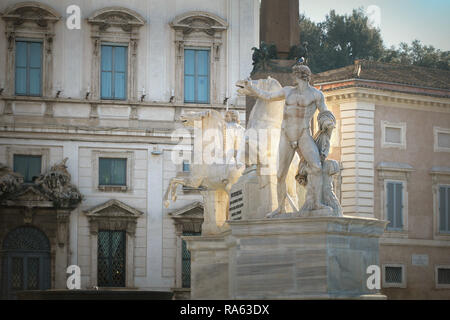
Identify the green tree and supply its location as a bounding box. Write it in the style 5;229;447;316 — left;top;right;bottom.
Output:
290;9;449;72
290;9;384;73
380;40;449;70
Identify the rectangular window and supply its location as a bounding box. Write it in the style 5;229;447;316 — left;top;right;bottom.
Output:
15;41;42;96
182;231;201;288
97;230;126;287
184;49;210;104
439;186;450;233
386;181;403;231
437;132;450;149
182;160;190;172
99;158;127;186
13;155;42;183
385;266;403;284
101;45;127;100
385;127;402;144
437;268;450;285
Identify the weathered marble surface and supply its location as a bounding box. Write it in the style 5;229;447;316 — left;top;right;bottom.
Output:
186;216;387;299
184;233;230;300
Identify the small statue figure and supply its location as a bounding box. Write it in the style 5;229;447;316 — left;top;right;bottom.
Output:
224;110;245;167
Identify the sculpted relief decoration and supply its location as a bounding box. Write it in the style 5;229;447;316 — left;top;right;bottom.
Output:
0;158;82;209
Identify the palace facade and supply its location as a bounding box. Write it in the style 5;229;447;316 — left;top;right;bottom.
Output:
0;0;258;299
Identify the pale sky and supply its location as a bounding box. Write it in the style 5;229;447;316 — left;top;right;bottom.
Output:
299;0;450;51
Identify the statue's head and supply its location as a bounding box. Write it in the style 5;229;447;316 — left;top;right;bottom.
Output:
292;64;311;84
225;110;240;124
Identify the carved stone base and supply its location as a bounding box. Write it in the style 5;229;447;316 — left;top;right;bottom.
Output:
185;216;388;299
300;206;334;217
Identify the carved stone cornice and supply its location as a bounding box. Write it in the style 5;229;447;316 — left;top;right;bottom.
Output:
87;7;146;33
376;162;415;183
322;87;450;110
170;11;228;36
0;158;83;209
169;201;204;234
85;199;143;235
2;2;61;24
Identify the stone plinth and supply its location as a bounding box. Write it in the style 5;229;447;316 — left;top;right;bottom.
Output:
186;216;387;299
184;233;230;300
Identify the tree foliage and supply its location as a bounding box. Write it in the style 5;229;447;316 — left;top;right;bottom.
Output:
287;9;449;73
379;40;449;70
251;41;278;72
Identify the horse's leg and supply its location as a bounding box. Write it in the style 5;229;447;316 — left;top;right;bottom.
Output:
163;177;186;207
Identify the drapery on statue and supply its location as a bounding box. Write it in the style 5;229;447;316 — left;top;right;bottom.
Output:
163;110;245;234
237;62;342;217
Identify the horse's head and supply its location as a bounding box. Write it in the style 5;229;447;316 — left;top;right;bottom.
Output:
178;111;211;127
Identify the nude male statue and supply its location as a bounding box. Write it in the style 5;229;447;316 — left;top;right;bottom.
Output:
238;63;334;216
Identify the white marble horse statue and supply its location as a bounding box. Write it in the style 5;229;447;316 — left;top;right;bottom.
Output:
164;109;245;235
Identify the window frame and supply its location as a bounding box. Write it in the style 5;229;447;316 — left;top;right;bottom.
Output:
435;265;450;289
433;127;450;153
13;154;43;183
85;199;143;289
431;168;450;240
92;150;134;192
385;180;404;231
376;163;413;238
98;157;127;187
384;179;408;233
381;121;406;150
6;146;49;181
437;184;450;234
100;43;128;101
15;39;43;97
87;8;145;102
382;263;407;288
2;3;59;97
97;230;126;288
183;48;210;104
170;11;228;105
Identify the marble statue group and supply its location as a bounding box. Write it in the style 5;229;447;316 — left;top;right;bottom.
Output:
164;61;342;234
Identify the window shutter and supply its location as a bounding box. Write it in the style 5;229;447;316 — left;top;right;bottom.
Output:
184;49;210;103
439;186;449;232
28;42;42;96
101;45;113;99
184;49;195;103
111;158;126;185
15;41;27;95
395;183;403;229
447;187;450;232
387;182;395;229
27;156;42;182
113;46;127;100
196;50;209;103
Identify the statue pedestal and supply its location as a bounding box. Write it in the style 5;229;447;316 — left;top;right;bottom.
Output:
185;216;387;299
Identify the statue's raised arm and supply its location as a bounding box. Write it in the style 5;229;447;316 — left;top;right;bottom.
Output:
237;79;286;102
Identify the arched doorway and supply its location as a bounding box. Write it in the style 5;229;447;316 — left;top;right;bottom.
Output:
1;226;51;299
